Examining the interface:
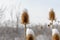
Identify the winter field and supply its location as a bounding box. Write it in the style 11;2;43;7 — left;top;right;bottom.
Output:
0;23;60;40
0;0;60;40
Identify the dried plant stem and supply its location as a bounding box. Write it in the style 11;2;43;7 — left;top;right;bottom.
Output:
51;20;54;29
25;24;26;40
21;9;29;40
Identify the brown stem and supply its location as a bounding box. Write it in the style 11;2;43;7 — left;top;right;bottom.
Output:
25;24;26;40
52;20;54;29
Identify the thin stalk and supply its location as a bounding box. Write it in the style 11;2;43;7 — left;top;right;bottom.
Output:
25;24;26;40
52;20;54;29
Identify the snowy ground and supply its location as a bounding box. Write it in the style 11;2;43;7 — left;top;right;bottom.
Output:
0;27;25;40
0;24;60;40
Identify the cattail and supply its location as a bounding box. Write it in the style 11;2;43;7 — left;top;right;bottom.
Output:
21;10;29;24
26;28;35;40
21;9;29;40
52;29;60;40
49;8;55;28
26;34;34;40
49;8;55;22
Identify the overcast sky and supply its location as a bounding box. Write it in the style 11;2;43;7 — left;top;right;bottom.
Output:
0;0;60;24
20;0;60;24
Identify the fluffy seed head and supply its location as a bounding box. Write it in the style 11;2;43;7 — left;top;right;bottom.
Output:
21;9;29;24
49;8;55;22
26;34;34;40
52;34;59;40
52;29;59;36
26;28;35;36
52;29;60;40
26;28;35;40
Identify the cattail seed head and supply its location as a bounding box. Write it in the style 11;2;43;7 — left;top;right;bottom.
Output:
52;29;60;40
26;28;35;40
26;34;34;40
52;34;59;40
49;8;55;22
21;9;29;24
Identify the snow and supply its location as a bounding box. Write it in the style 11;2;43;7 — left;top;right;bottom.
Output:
0;24;55;40
26;28;35;36
36;35;50;40
52;28;59;36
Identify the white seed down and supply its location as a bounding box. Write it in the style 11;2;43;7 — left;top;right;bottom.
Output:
26;28;35;36
52;28;59;36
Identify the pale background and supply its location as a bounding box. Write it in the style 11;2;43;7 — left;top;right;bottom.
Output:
0;0;60;40
0;0;60;24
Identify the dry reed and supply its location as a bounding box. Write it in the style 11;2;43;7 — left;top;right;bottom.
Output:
52;34;60;40
26;34;34;40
